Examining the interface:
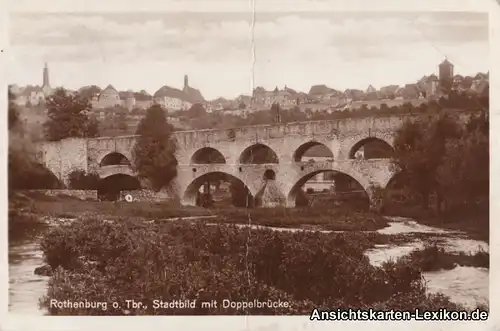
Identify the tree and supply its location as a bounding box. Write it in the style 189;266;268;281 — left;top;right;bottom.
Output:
132;104;178;191
238;102;246;109
8;90;20;130
391;112;462;209
117;113;128;132
436;112;488;212
271;102;281;123
185;103;206;118
79;85;101;101
43;88;99;141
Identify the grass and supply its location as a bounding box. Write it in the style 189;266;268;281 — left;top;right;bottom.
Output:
14;192;389;232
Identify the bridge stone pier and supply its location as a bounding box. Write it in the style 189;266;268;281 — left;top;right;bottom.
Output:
35;114;419;209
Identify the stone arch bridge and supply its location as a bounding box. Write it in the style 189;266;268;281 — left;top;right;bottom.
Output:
35;114;425;208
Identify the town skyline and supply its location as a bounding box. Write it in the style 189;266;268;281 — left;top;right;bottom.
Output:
8;10;488;100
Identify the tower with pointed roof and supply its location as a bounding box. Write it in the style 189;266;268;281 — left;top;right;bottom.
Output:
42;62;53;96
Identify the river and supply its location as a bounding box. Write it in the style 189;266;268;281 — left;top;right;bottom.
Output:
8;216;489;315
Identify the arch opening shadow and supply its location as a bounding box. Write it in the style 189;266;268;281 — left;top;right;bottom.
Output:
263;169;276;180
191;147;226;164
349;137;394;160
97;174;141;201
100;152;131;167
289;170;369;210
184;171;255;208
294;142;333;162
239;143;278;164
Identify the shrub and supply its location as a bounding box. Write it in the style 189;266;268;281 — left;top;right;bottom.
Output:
40;218;460;315
402;243;490;271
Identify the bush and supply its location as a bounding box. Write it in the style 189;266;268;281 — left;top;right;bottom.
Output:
40;218;461;315
402;244;489;271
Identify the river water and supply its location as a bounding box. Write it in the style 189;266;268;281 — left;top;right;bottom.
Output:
8;216;489;315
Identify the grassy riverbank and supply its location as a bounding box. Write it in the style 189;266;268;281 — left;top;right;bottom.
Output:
12;192;389;232
39;217;465;315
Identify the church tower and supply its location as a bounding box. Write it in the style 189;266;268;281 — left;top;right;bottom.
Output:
42;62;52;96
43;62;50;88
183;74;189;93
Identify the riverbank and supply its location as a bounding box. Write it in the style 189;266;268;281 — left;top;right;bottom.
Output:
383;202;489;242
11;192;389;232
8;192;489;315
38;217;480;315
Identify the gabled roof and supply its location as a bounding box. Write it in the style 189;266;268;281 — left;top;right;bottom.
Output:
134;92;153;101
309;84;336;95
184;86;205;103
366;84;377;93
379;85;399;95
428;74;439;81
101;84;119;95
154;85;186;100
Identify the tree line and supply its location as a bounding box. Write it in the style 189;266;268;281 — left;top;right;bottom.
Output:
389;109;488;221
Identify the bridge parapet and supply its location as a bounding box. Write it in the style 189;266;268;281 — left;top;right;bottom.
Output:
171;114;415;149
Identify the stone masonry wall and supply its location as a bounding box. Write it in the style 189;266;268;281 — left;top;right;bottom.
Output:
120;189;173;202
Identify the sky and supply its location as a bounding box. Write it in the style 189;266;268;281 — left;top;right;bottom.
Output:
7;3;489;100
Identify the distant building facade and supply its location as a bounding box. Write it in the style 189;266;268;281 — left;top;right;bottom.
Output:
252;86;298;109
153;75;205;112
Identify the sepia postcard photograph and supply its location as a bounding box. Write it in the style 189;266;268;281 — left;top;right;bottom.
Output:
2;0;498;329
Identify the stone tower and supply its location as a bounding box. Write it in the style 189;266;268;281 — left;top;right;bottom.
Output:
183;74;188;93
438;58;454;82
42;62;52;96
43;62;50;88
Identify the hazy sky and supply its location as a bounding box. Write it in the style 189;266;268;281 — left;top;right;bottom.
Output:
8;7;488;100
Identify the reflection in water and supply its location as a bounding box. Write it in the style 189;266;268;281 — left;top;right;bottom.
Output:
8;216;489;314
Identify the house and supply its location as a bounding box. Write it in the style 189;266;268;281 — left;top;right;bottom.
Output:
252;86;298;109
308;84;337;96
154;85;191;111
153;75;205;112
366;85;377;93
96;85;122;108
134;90;154;110
344;89;365;101
401;84;421;100
378;85;399;99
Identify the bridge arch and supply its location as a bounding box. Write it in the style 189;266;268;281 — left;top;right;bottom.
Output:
293;141;334;162
99;152;132;166
97;173;141;201
239;143;279;164
190;147;226;164
348;137;394;159
286;168;372;209
182;171;255;207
